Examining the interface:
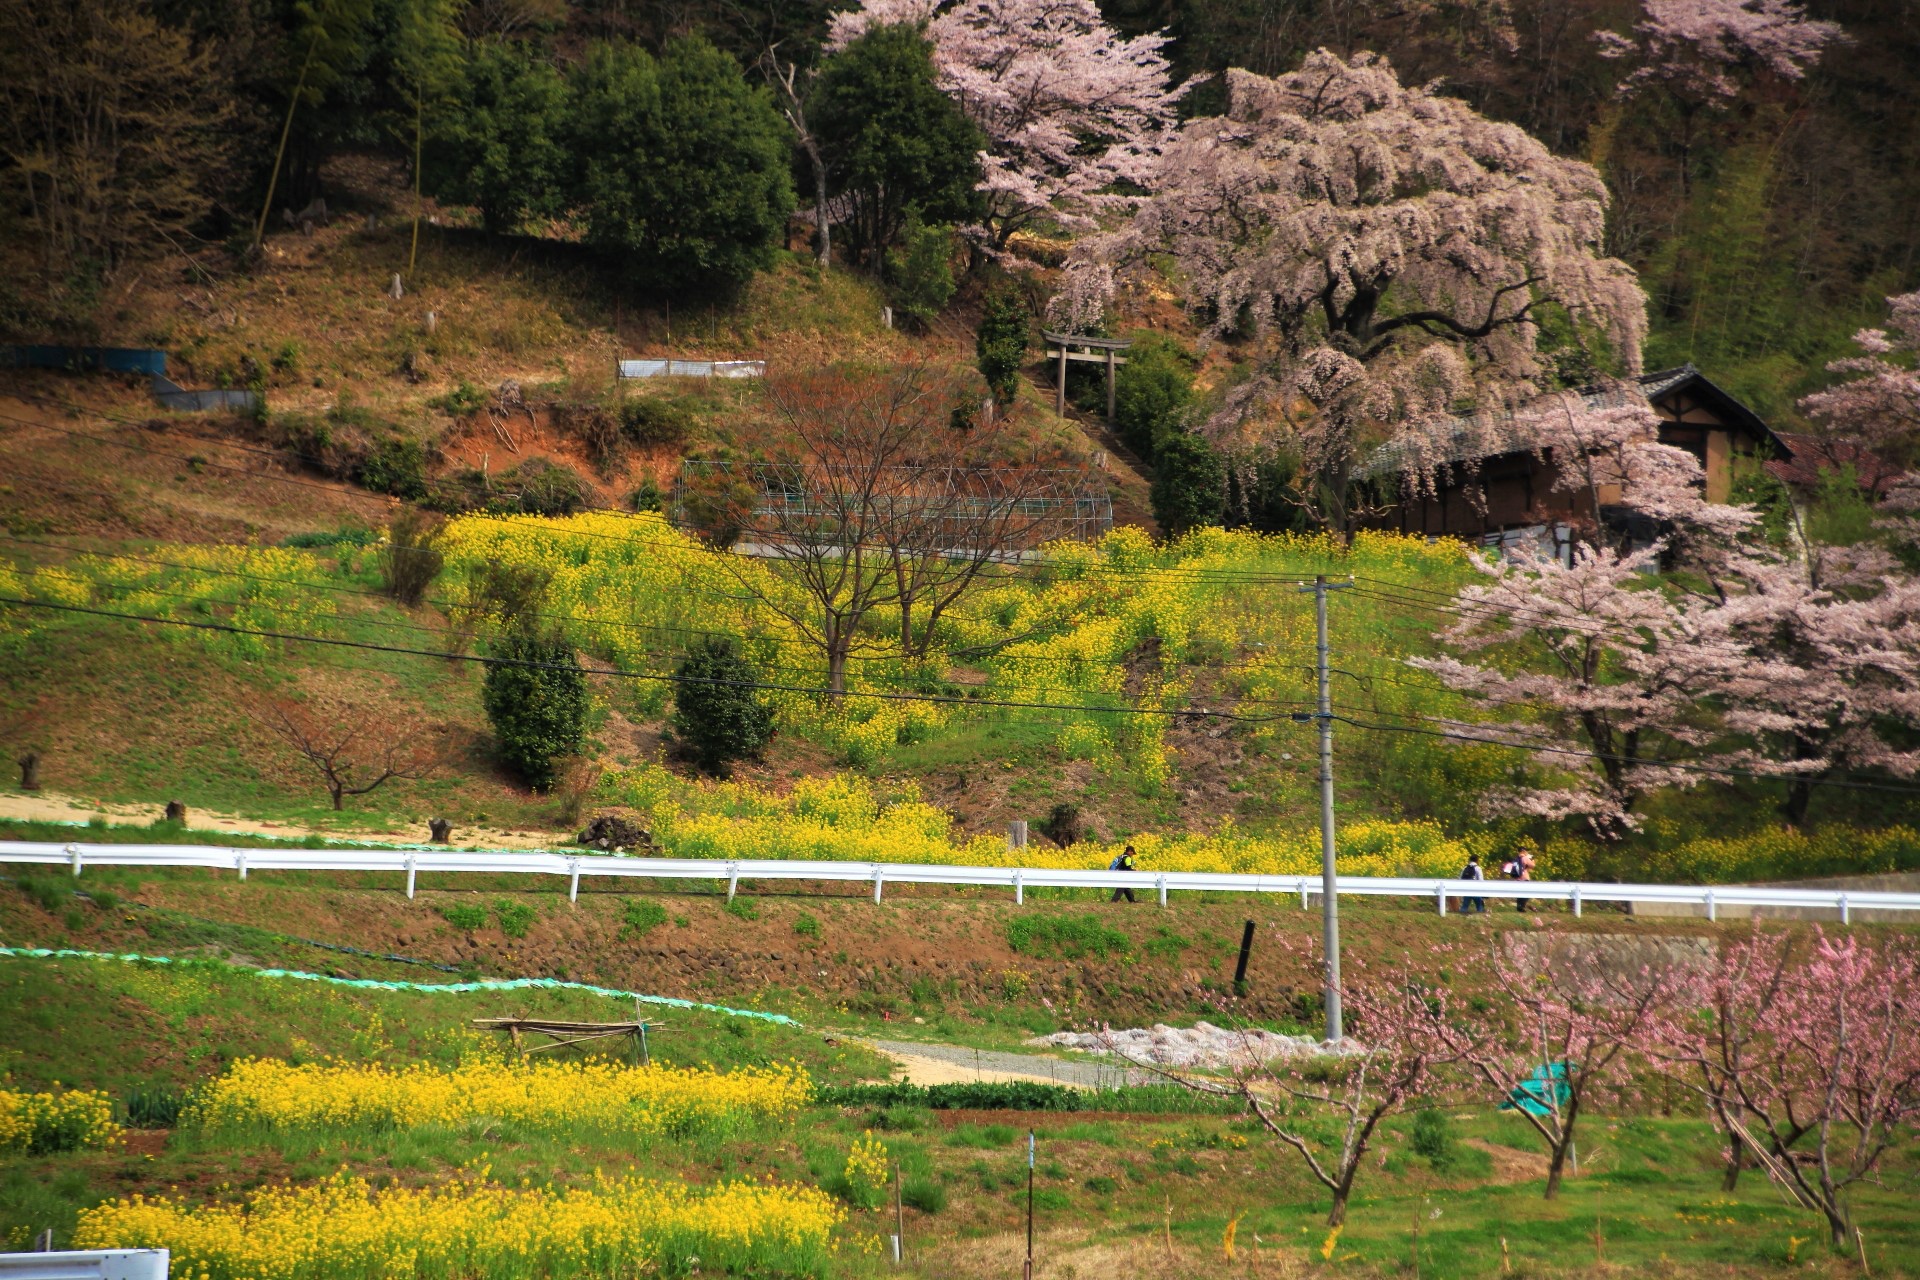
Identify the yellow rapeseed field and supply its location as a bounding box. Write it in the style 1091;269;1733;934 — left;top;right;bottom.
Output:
0;1085;121;1154
75;1169;843;1280
189;1058;810;1140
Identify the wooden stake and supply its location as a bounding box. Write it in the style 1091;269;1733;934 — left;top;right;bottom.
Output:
1024;1132;1036;1280
893;1160;905;1264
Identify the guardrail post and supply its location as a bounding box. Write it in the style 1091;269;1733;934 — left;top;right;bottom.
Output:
873;869;885;904
1435;884;1447;916
1299;878;1309;910
1571;886;1582;918
1157;875;1167;908
67;843;82;877
726;862;739;904
405;854;417;901
568;858;582;904
237;850;248;881
1014;871;1023;906
1839;893;1850;925
1705;889;1716;922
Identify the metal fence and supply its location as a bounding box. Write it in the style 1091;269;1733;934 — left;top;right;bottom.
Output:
4;842;1917;924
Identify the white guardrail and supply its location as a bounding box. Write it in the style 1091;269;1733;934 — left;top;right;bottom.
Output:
5;842;1920;924
0;1250;168;1280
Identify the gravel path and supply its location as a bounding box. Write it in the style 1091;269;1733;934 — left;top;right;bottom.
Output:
862;1038;1157;1089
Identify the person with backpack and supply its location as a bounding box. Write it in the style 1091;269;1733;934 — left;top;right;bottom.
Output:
1460;851;1487;915
1109;844;1138;903
1507;846;1536;912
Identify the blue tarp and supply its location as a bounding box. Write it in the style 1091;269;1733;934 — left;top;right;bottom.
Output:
1500;1062;1573;1116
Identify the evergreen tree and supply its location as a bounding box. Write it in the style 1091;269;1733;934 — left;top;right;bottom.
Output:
976;282;1030;404
670;637;774;775
886;213;956;329
570;37;793;295
1150;430;1225;535
481;629;589;790
1112;333;1194;459
813;24;983;265
430;43;570;234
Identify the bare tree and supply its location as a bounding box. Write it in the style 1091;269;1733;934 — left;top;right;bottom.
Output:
255;698;443;810
760;47;830;267
0;0;234;276
677;364;1102;694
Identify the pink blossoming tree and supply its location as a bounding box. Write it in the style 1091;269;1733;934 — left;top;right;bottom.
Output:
828;0;1189;250
1708;547;1920;826
1404;394;1760;834
1658;930;1920;1250
1460;934;1695;1199
1053;50;1646;532
1798;290;1920;487
1103;947;1481;1227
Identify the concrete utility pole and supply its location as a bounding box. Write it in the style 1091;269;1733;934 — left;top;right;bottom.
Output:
1296;574;1351;1042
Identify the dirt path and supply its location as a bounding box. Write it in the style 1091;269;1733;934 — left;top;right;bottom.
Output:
861;1037;1152;1089
0;789;563;850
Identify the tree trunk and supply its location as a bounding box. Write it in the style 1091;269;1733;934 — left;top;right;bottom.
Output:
330;784;345;811
826;634;849;700
1721;1130;1745;1191
1544;1136;1572;1199
16;752;40;791
811;153;830;267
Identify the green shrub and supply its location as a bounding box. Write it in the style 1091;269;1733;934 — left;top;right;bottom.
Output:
887;215;956;330
440;902;489;930
976;282;1030;404
358;435;429;499
1143;926;1190;959
1112;334;1195;460
1410;1107;1457;1170
1083;1175;1117;1194
481;629;590;789
901;1177;947;1213
18;876;71;914
379;506;445;606
1149;431;1225;536
1030;1188;1072;1209
505;457;588;517
671;636;774;774
494;898;536;938
430;379;488;416
1005;914;1130;961
793;912;821;938
123;1085;185;1128
620;899;670;939
628;478;664;512
620;398;695;446
723;897;759;921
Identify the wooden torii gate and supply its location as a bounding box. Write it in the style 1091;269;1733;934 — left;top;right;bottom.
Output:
1042;331;1130;422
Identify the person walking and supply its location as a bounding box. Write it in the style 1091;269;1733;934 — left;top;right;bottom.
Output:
1460;851;1487;915
1510;846;1536;912
1109;844;1138;903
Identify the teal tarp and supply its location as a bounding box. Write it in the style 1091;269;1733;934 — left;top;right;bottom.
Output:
1500;1062;1573;1116
0;946;799;1025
